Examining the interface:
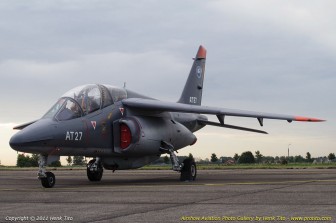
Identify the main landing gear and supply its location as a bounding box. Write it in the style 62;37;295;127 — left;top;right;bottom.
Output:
87;158;103;181
180;158;197;181
160;141;197;181
38;155;56;188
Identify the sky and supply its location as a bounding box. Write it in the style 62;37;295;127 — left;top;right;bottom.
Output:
0;0;335;165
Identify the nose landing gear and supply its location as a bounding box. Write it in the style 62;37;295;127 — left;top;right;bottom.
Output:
87;158;103;181
38;155;56;188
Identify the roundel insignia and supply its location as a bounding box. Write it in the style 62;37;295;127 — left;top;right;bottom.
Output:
196;66;202;78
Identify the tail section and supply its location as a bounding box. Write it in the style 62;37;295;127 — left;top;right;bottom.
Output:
178;45;206;105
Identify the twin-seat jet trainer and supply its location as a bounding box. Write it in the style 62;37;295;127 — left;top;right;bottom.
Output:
9;46;324;188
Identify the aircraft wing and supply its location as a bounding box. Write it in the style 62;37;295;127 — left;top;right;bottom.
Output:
122;98;324;126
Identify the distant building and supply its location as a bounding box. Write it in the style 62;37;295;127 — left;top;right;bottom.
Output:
220;156;234;163
225;159;235;165
313;157;330;164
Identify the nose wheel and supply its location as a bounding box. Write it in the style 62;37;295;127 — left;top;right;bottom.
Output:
87;158;103;181
40;172;56;188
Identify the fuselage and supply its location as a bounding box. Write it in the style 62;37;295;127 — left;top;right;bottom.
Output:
9;84;206;160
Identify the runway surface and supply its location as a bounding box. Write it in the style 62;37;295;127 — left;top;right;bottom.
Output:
0;168;335;223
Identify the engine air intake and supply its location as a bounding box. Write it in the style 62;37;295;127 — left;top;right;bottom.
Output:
120;123;131;149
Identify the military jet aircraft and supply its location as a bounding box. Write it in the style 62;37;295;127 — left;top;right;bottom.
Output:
9;45;324;188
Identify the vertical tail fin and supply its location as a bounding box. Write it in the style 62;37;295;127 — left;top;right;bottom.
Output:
178;45;206;105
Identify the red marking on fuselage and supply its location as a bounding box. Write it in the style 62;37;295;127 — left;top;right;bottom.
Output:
91;121;96;130
119;107;124;116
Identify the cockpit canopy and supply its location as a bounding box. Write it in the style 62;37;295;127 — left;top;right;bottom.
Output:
43;84;127;121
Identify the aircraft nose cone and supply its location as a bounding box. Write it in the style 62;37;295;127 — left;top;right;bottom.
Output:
9;132;24;150
9;119;56;152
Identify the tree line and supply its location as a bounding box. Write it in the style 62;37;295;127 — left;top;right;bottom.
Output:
214;151;336;164
15;152;336;167
16;154;86;167
160;151;336;165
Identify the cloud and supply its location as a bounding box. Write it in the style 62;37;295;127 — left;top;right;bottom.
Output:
0;123;19;128
0;122;19;166
207;1;336;51
0;49;189;96
0;49;190;122
1;59;78;79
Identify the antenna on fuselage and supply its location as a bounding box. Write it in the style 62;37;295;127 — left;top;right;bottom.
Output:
123;82;126;89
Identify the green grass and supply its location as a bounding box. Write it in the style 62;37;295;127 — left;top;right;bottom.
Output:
203;163;336;169
140;163;336;170
1;163;335;171
0;166;86;171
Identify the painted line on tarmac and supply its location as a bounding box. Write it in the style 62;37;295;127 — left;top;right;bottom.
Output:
1;179;335;192
204;179;336;186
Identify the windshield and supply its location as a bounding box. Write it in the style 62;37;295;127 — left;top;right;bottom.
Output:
42;84;126;120
43;98;66;119
43;98;83;121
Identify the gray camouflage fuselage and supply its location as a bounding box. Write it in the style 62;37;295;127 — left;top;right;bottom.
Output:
9;45;323;171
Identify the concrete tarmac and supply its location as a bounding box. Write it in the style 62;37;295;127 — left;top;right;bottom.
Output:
0;168;335;223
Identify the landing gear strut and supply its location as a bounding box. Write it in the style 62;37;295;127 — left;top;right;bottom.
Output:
38;155;56;188
87;158;103;181
160;141;197;181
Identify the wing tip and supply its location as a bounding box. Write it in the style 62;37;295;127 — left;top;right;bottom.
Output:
294;116;326;122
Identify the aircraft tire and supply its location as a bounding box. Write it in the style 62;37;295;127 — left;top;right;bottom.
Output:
87;159;103;181
41;172;56;188
180;158;197;181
